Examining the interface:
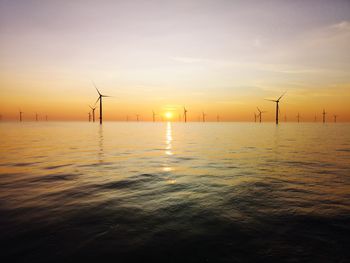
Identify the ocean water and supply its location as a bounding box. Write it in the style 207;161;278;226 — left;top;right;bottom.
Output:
0;122;349;262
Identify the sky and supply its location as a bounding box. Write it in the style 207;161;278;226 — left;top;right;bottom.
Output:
0;0;350;121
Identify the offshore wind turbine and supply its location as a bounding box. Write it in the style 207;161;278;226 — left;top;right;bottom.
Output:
89;105;96;122
35;113;38;121
45;115;48;121
136;114;140;122
93;81;111;125
334;115;338;123
322;109;326;123
314;114;317;122
88;112;91;122
202;112;206;122
183;107;188;123
19;109;23;122
257;107;266;123
296;113;301;123
152;110;156;122
265;92;286;124
254;112;257;122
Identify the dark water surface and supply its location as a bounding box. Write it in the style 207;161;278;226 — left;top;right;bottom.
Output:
0;122;349;262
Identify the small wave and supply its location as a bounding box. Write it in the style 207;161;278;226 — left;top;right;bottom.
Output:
44;164;72;170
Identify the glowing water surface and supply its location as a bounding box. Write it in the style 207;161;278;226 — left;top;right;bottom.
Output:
0;122;349;262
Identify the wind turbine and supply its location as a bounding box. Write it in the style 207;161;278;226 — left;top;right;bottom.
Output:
93;81;111;125
257;107;266;123
334;115;338;123
152;110;156;122
19;109;23;122
265;92;286;124
254;112;257;122
183;107;188;123
88;112;91;122
296;113;301;123
35;113;38;121
45;115;48;121
314;114;317;122
89;105;96;122
322;109;326;124
202;112;206;122
136;114;140;122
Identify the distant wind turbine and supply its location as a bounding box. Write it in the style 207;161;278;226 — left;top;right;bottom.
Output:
334;115;338;123
254;112;257;122
183;107;188;123
322;109;326;124
136;114;140;122
88;112;91;122
257;107;266;123
314;114;317;122
93;81;111;125
202;112;206;122
45;115;48;121
89;105;96;122
152;110;156;122
19;109;23;122
35;113;38;121
265;91;286;124
296;113;301;123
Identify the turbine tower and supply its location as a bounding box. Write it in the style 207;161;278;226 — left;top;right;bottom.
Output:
152;110;156;122
35;113;38;121
202;112;206;122
136;114;139;122
265;92;286;124
254;113;257;122
296;113;301;123
19;109;23;122
183;107;188;123
257;107;266;123
45;115;48;121
88;112;91;122
89;105;96;122
334;115;338;123
322;109;326;124
93;81;110;125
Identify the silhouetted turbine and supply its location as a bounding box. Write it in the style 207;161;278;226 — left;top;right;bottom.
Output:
202;112;206;122
334;115;338;123
88;112;91;122
296;113;301;123
183;107;188;123
89;105;96;122
136;114;139;122
322;109;326;124
93;81;111;125
257;107;266;123
19;109;23;122
265;91;286;124
152;110;157;122
254;113;257;122
35;113;38;121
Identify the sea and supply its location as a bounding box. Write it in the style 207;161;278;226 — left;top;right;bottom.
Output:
0;122;349;262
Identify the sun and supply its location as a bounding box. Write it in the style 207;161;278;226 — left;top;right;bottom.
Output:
165;112;173;119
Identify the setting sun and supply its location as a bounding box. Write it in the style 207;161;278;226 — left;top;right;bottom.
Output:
165;112;173;119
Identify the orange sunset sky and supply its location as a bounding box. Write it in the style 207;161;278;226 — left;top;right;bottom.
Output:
0;0;349;122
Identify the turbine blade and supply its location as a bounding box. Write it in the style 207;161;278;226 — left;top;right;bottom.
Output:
264;99;277;102
277;91;287;101
95;97;100;105
257;107;261;112
101;95;111;97
92;81;101;96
